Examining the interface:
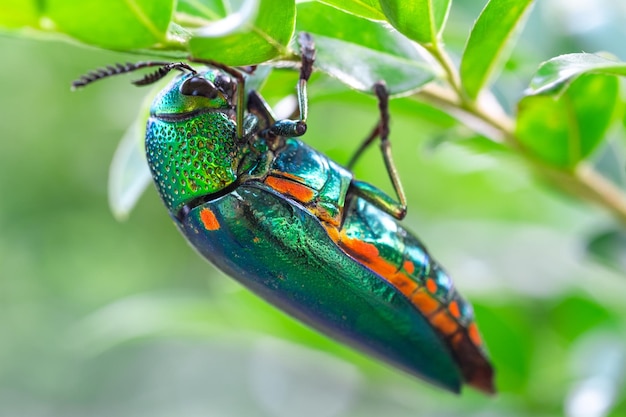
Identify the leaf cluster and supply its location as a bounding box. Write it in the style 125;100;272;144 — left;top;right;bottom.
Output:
3;0;626;261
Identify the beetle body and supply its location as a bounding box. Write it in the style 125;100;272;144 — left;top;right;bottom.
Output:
143;68;494;393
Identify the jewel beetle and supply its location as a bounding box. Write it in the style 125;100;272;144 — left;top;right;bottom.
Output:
73;33;494;394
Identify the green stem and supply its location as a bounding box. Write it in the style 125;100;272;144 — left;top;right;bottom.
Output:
424;43;464;102
415;83;626;225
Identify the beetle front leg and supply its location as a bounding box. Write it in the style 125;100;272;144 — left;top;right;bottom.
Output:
266;32;316;139
348;82;408;220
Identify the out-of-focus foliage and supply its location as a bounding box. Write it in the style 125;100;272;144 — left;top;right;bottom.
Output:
1;0;626;416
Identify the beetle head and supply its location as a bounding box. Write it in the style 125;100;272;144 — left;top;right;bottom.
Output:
150;69;237;119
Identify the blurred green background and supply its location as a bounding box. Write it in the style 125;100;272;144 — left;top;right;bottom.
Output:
2;2;626;416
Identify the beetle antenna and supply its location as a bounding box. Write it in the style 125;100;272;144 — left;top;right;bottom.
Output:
72;61;197;89
131;62;197;86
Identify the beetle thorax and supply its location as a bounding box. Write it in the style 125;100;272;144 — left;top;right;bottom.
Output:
146;111;242;215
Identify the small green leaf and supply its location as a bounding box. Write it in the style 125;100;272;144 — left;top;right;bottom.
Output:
107;80;166;220
516;74;619;167
586;229;626;274
460;0;534;99
297;2;438;94
314;0;386;20
550;295;616;342
189;0;295;65
312;36;436;95
379;0;451;45
44;0;175;49
108;121;152;221
429;132;510;155
0;0;40;28
297;2;421;58
528;53;626;95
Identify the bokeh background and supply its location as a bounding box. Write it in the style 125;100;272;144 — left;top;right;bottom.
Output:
2;1;626;416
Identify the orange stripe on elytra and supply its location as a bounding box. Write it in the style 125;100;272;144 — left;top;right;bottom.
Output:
411;290;440;315
448;300;461;319
265;176;316;203
331;230;476;345
339;235;379;262
403;260;415;275
430;310;459;336
339;235;398;277
387;273;419;297
449;331;463;347
200;208;220;231
468;322;483;346
426;278;437;294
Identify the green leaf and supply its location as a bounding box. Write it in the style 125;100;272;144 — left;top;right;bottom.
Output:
550;295;616;342
296;2;438;94
379;0;451;45
586;229;626;274
314;0;386;20
189;0;295;65
297;2;418;57
528;53;626;95
176;0;228;21
428;131;510;155
0;0;40;28
312;37;436;95
516;74;619;168
107;78;169;220
44;0;175;49
460;0;534;100
108;121;152;221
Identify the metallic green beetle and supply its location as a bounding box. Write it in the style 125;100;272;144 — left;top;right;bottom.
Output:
74;33;494;394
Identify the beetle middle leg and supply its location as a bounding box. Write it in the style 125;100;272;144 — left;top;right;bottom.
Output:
348;82;408;220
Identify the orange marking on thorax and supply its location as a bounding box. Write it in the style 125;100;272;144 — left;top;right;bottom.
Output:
265;176;316;203
324;225;340;243
272;171;305;182
311;207;341;227
200;208;220;231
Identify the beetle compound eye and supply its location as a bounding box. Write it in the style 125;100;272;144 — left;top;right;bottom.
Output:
180;76;219;99
214;73;235;97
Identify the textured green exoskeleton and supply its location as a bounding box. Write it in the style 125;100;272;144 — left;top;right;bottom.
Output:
73;33;494;394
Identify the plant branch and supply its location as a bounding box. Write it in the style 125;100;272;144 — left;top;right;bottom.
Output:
415;80;626;225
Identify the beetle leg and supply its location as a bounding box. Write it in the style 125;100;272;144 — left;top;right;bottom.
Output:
264;32;316;139
296;32;316;124
348;82;408;220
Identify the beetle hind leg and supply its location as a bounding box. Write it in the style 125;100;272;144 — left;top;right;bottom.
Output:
348;82;408;220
